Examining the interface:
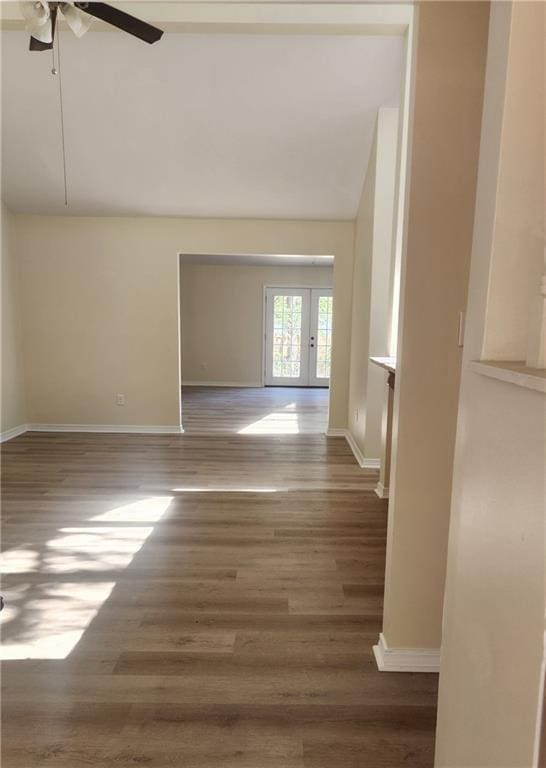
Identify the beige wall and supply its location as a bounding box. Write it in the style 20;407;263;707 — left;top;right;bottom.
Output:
1;203;26;433
347;107;399;460
481;0;544;362
16;216;182;428
364;107;399;460
13;216;353;429
348;134;376;454
180;262;333;386
435;4;545;766
382;1;490;648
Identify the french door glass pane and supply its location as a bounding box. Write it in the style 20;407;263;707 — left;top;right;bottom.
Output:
272;295;302;378
316;295;333;379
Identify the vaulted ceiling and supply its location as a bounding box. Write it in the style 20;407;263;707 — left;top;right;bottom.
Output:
2;23;404;219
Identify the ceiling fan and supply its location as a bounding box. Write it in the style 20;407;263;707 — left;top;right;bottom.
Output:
20;1;164;50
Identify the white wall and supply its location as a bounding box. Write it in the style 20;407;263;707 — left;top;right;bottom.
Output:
347;107;399;460
180;262;333;386
435;4;545;766
13;216;354;430
1;203;26;434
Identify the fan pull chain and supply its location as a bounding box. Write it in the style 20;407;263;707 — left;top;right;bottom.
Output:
53;31;69;206
51;42;57;76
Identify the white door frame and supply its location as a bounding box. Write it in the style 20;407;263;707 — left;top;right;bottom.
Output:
264;287;310;386
262;285;333;387
308;287;333;387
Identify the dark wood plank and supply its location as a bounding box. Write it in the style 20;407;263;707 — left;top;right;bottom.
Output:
1;386;437;767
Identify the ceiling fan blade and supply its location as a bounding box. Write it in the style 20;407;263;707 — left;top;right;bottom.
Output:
60;2;94;38
29;34;52;50
74;3;163;44
29;4;57;50
20;0;51;42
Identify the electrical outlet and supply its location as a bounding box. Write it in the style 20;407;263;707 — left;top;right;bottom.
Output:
116;394;125;406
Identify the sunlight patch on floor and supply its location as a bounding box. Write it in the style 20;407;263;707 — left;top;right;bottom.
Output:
170;487;282;493
0;548;39;574
0;496;173;660
90;496;174;522
238;405;300;435
44;526;155;572
1;582;115;660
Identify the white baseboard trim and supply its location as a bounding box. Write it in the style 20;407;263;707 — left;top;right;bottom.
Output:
345;431;380;469
182;381;263;388
26;424;183;435
0;423;29;443
375;482;389;499
325;428;380;470
373;633;440;673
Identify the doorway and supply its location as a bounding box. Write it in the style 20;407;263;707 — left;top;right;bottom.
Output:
264;287;333;387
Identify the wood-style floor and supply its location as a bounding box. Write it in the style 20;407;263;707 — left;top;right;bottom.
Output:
181;386;330;435
1;388;438;767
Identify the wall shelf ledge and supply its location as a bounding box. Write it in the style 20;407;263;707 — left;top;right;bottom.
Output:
469;360;546;394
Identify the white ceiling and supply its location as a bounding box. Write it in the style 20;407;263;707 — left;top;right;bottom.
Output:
1;29;404;219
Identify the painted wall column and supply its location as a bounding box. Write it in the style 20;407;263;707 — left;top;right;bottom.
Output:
435;3;545;765
375;1;490;666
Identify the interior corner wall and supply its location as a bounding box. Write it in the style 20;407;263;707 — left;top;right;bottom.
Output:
347;135;376;455
435;4;545;766
13;216;353;430
382;1;490;649
347;107;399;461
180;262;333;386
364;107;399;459
1;202;26;434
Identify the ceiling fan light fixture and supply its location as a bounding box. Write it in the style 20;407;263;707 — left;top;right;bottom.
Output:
20;0;164;49
20;0;52;43
59;2;93;37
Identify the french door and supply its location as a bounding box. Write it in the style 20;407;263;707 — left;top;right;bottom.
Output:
264;287;333;387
